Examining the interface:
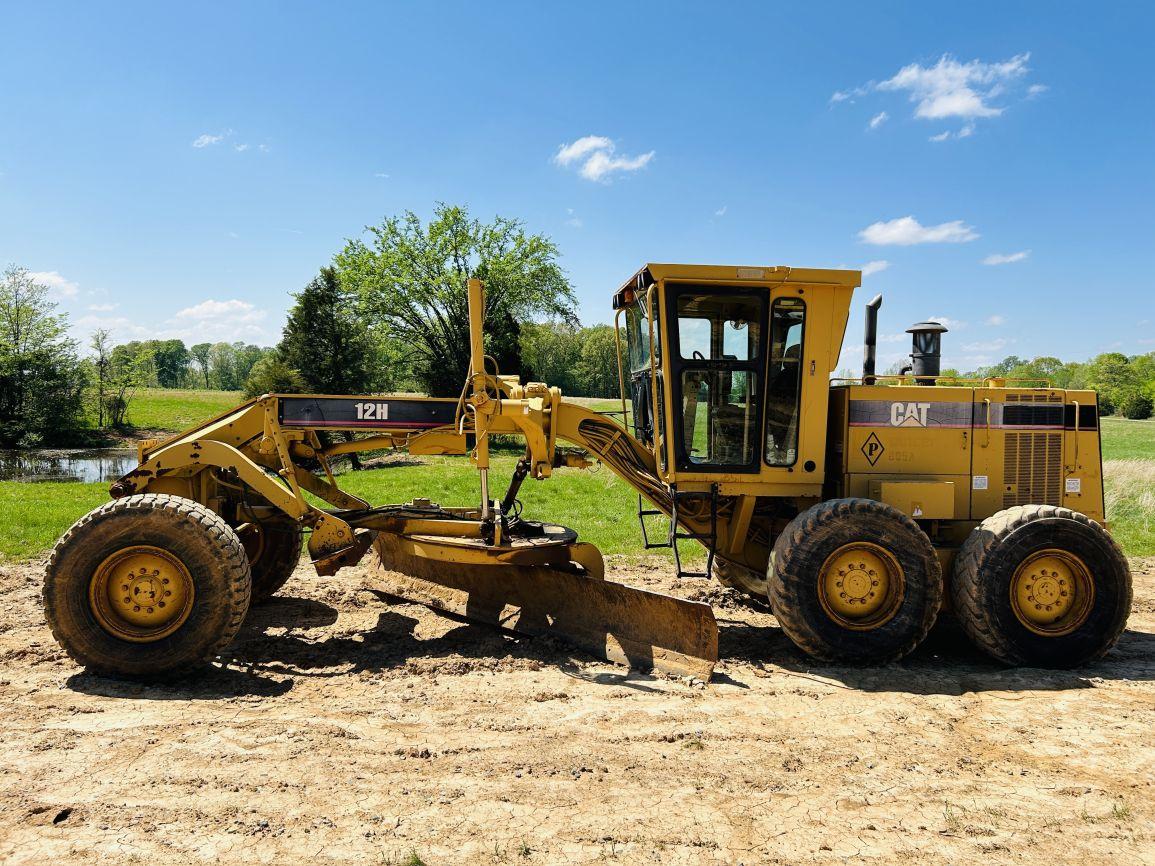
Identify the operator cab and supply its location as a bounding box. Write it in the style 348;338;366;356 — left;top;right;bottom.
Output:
613;264;858;489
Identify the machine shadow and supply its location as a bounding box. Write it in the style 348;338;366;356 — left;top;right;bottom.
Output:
67;594;1155;701
720;615;1155;695
223;592;598;683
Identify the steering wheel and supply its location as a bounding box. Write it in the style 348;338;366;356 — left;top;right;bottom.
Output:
693;350;706;360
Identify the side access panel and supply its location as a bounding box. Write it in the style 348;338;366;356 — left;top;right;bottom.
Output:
839;385;974;520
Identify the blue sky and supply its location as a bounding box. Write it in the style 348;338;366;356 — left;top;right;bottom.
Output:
1;1;1152;373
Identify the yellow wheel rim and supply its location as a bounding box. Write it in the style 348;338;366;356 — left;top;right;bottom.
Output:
1009;549;1094;636
817;542;905;630
88;546;195;642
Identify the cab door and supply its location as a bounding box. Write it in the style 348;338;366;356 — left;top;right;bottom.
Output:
665;284;767;474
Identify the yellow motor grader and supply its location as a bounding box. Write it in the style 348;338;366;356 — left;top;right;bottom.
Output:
43;265;1131;680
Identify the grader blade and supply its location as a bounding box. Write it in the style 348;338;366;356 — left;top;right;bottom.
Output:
367;535;718;681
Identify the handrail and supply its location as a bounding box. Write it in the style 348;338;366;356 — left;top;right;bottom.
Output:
613;306;630;432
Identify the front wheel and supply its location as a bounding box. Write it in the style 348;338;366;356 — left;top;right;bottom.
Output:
768;498;943;664
711;557;768;602
43;494;252;679
235;521;302;603
950;505;1131;667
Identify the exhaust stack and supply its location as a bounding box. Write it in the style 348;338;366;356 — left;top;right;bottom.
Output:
862;294;883;384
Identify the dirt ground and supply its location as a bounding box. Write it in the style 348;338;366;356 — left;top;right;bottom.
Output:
1;556;1152;865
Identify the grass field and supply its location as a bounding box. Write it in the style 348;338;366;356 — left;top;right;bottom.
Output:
2;413;1151;562
123;388;245;432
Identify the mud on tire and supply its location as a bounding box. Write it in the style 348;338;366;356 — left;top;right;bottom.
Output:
768;498;943;664
43;494;252;679
711;557;768;603
950;504;1131;667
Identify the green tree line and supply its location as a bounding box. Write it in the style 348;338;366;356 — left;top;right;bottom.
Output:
5;204;1154;446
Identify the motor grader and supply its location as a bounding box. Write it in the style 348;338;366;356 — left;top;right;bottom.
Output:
43;264;1131;680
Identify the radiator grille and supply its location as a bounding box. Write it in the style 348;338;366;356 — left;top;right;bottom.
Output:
1003;431;1063;507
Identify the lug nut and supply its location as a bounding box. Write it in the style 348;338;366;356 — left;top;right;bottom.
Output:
162;578;169;585
133;606;141;612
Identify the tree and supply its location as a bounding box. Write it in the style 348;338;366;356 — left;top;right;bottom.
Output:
574;325;620;397
243;355;306;397
0;266;88;445
278;267;375;394
89;329;113;428
521;322;581;394
190;343;212;388
104;342;155;426
1086;352;1137;416
150;339;190;387
334;204;577;396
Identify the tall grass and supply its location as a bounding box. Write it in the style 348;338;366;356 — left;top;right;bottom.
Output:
1103;459;1155;557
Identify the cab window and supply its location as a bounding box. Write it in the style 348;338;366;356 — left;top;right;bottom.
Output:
765;298;805;466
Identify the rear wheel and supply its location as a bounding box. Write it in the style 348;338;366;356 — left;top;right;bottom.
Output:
236;521;302;602
44;494;251;679
768;498;942;664
951;505;1131;667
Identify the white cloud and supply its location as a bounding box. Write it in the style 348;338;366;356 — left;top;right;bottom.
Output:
168;298;269;342
985;314;1007;326
834;53;1038;139
564;208;582;229
554;136;613;166
929;122;976;142
878;332;908;343
715;205;727;217
860;260;890;277
859;216;979;246
830;84;871;105
928;316;967;330
374;172;390;178
553;135;654;183
28;270;80;298
982;250;1030;266
192;132;225;148
234;143;250;152
87;302;119;312
962;337;1011;352
878;53;1031;120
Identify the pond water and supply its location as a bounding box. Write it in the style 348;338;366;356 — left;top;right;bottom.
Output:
0;448;138;483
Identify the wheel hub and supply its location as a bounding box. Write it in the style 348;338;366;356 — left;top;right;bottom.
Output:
818;543;904;630
1010;550;1094;636
89;546;195;642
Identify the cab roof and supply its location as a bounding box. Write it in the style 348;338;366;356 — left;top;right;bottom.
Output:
613;263;862;309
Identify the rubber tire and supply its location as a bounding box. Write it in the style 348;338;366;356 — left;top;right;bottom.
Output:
768;498;943;664
44;494;252;679
243;523;302;603
711;558;768;602
950;505;1131;667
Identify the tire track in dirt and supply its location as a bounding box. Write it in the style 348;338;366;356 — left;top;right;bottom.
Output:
1;558;1152;864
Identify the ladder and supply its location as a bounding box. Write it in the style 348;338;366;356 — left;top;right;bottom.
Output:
636;483;719;579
